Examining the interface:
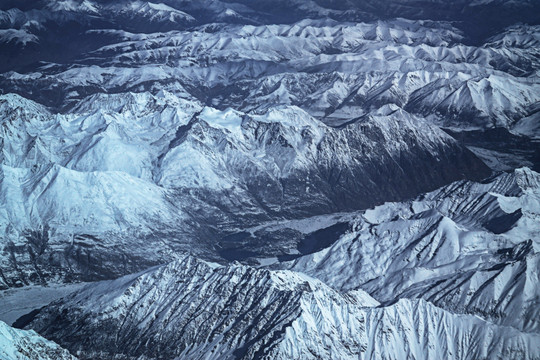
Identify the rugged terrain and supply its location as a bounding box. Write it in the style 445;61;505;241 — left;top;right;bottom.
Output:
285;167;540;333
15;167;539;359
0;0;539;359
0;320;75;360
0;92;489;288
22;254;540;360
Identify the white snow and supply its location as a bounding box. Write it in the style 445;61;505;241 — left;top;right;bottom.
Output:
24;254;540;360
286;168;540;333
0;321;75;359
199;107;244;136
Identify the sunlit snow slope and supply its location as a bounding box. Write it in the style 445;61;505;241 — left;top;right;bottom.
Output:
286;168;540;333
23;255;540;360
0;92;488;288
0;320;75;360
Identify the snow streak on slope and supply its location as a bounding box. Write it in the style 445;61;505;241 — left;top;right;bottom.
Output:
286;168;540;333
0;91;489;288
22;255;540;360
0;320;75;360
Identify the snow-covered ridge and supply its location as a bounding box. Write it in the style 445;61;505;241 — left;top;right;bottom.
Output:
2;19;538;134
0;28;38;45
23;254;540;359
23;255;371;359
108;1;196;23
0;91;489;288
0;1;537;358
285;168;540;333
2;1;196;30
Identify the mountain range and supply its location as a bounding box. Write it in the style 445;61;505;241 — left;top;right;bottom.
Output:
0;0;539;359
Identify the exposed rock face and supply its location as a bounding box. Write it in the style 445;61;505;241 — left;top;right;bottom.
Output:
0;92;489;288
23;255;540;360
0;1;539;359
1;0;538;289
285;168;540;333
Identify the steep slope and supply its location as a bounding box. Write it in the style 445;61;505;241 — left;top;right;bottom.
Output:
3;21;538;123
286;168;540;333
0;3;537;169
0;320;76;360
0;1;538;359
1;17;537;170
19;256;374;360
0;92;489;288
21;255;540;360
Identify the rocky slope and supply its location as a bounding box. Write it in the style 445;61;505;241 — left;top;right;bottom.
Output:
285;168;540;333
17;168;540;359
21;255;540;360
0;320;76;360
0;91;489;288
0;1;539;359
1;2;539;169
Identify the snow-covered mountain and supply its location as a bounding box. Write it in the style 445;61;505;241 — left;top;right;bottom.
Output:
285;168;540;333
0;0;539;359
0;91;489;289
0;320;75;360
1;4;538;170
13;169;540;359
22;254;540;360
3;20;539;130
